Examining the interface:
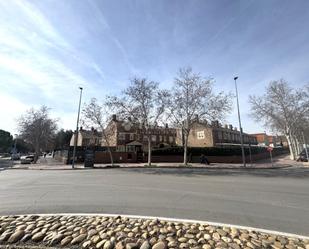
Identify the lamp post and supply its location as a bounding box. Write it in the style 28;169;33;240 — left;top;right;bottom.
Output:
302;131;309;162
234;77;246;167
13;134;18;154
72;87;83;169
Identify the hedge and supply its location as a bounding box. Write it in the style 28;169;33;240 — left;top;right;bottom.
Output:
151;146;288;156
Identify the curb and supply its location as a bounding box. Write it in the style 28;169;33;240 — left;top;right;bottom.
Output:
15;213;309;240
9;165;293;171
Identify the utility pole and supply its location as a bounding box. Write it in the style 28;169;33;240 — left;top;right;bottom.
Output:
302;131;309;162
72;87;83;169
234;77;246;167
13;134;18;154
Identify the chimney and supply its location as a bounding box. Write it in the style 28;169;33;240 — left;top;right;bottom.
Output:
112;114;117;121
234;127;238;131
79;126;83;131
216;120;219;127
224;124;228;129
195;114;199;122
91;127;94;132
229;124;233;130
165;123;168;128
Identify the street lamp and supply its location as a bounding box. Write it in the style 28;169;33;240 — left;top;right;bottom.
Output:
234;76;246;167
13;134;18;154
72;87;83;169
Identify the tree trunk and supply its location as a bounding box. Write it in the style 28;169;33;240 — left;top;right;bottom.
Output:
286;134;295;160
102;128;114;166
147;137;152;166
291;135;299;157
33;145;40;164
107;147;114;166
183;134;188;166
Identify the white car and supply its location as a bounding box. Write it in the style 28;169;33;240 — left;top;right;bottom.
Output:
20;155;35;164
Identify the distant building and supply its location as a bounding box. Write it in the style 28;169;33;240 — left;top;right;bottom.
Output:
69;127;102;147
176;119;257;147
250;133;288;147
102;115;177;152
70;116;258;151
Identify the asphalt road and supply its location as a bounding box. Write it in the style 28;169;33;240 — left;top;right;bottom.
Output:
0;167;309;236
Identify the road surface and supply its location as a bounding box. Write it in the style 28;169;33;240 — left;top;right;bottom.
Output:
0;167;308;235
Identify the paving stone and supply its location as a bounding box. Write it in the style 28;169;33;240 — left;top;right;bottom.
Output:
7;230;25;243
32;232;45;242
0;215;308;249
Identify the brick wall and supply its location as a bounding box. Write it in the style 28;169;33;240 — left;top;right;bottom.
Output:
94;151;137;163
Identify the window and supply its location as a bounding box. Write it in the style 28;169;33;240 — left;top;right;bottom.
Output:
118;133;126;140
218;132;222;140
159;135;163;142
169;136;174;143
116;145;125;152
126;145;135;152
130;133;135;140
152;135;157;142
143;136;148;141
197;131;205;140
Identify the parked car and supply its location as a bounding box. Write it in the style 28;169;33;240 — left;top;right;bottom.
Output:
297;149;308;162
20;155;35;164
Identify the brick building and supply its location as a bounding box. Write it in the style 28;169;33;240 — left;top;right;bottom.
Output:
101;115;177;152
70;117;257;150
250;133;288;147
176;120;257;147
69;127;102;147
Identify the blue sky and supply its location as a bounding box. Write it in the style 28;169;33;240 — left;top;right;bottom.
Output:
0;0;308;134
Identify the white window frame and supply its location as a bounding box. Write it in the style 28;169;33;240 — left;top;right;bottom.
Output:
197;131;205;140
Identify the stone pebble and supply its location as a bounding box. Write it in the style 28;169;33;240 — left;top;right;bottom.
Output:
0;215;308;249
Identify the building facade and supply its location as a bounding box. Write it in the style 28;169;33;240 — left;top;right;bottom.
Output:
69;127;102;147
70;117;258;151
102;115;177;152
176;120;257;147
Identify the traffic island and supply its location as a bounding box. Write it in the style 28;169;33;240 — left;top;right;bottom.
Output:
0;215;308;249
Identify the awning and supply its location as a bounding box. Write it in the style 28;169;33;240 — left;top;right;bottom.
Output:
126;141;143;146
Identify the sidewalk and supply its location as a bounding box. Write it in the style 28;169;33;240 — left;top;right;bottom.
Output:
10;155;300;170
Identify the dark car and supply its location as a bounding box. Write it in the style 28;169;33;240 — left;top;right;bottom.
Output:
297;149;309;162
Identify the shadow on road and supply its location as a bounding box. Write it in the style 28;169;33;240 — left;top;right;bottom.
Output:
118;167;309;178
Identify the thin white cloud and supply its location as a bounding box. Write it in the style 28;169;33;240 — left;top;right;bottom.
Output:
87;0;137;74
0;0;107;133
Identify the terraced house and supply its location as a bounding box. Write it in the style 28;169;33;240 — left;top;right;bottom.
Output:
102;115;177;153
176;119;257;148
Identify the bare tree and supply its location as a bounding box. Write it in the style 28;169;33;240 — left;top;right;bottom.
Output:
82;98;115;165
107;77;170;166
167;67;232;165
17;106;58;163
249;79;309;160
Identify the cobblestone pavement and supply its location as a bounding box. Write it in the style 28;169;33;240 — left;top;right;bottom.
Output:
0;215;308;249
